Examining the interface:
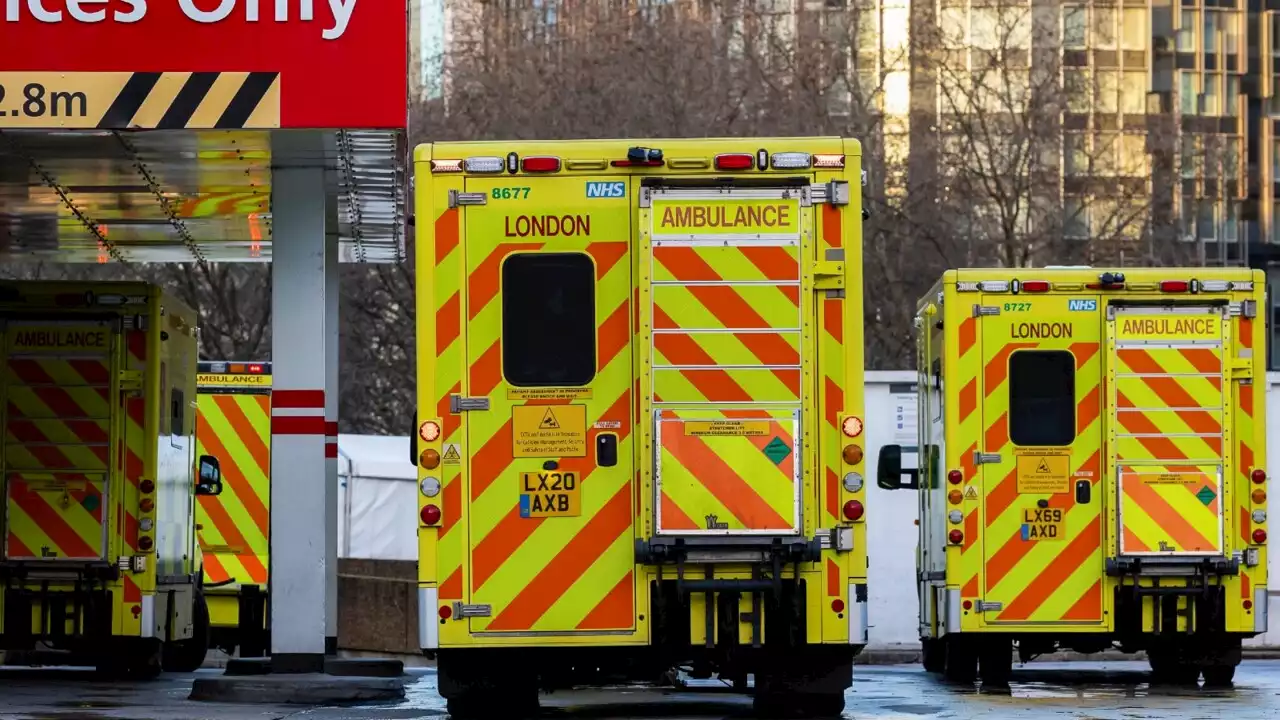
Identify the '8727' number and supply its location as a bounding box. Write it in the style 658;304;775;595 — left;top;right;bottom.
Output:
1003;302;1031;312
491;187;530;200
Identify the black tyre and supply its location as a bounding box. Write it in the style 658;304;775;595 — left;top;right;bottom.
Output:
100;639;163;680
978;638;1013;687
1202;664;1236;687
922;638;946;674
942;636;978;684
1149;654;1199;686
163;590;211;673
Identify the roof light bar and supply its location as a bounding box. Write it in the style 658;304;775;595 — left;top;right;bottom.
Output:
1200;280;1230;292
771;152;812;169
980;281;1009;292
464;156;503;174
1160;280;1190;293
812;154;845;168
1020;280;1050;292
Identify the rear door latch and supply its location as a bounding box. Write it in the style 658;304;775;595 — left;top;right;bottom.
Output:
450;395;490;412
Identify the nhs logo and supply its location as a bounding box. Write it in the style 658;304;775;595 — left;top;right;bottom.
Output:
1068;299;1097;312
586;182;626;198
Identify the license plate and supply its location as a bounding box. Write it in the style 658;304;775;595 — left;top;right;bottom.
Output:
1021;507;1064;541
518;471;581;518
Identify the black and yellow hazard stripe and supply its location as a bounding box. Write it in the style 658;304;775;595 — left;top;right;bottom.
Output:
99;72;280;130
0;71;279;130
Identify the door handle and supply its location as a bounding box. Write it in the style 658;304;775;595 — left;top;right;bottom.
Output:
596;433;618;468
1075;480;1091;504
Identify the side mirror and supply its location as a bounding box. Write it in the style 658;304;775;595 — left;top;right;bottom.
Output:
196;455;223;496
877;444;919;490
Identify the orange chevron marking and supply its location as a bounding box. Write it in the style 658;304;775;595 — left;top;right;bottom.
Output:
1121;475;1215;551
1070;342;1099;369
9;482;97;558
487;484;632;630
209;395;271;537
436;292;461;354
821;204;841;247
204;554;231;584
962;576;978;597
1062;580;1102;621
826;467;840;521
468;242;545;320
195;409;270;540
660;492;697;530
983;343;1036;396
998;516;1101;621
587;242;628;279
439;568;463;600
957;317;976;357
435;209;459;263
827;558;841;597
825;377;842;429
577;570;634;630
823;297;843;343
659;429;791;530
958;380;977;424
440;478;462;540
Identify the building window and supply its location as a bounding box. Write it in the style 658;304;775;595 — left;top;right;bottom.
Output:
1096;133;1119;176
1225;202;1240;243
1122;71;1147;114
1064;6;1086;49
1204;135;1220;178
1121;134;1147;176
1066;69;1091;113
502;253;596;387
1203;11;1218;54
1064;133;1088;176
971;7;1000;49
1224;12;1239;56
1097;71;1119;114
1122;7;1147;50
1182;136;1200;179
939;6;965;48
1009;351;1076;447
1093;6;1117;48
1198;203;1217;241
1064;197;1089;238
1225;75;1239;116
1180;72;1197;115
1225;136;1241;180
1203;74;1219;115
1178;10;1196;53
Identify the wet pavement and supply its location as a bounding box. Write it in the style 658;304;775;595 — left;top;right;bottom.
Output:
4;660;1280;719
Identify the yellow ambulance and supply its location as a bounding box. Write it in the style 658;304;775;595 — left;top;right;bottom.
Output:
879;267;1268;686
0;281;215;677
195;361;271;658
413;139;869;717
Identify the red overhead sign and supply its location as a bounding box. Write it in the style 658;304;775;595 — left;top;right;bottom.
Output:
0;0;406;129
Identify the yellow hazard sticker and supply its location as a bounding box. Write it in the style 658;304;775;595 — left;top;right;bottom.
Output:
197;373;272;388
9;326;108;352
1021;507;1065;541
508;387;593;401
963;485;979;500
683;420;769;437
651;198;801;238
1115;315;1219;341
1016;454;1070;494
512;405;588;457
518;471;582;518
441;444;462;464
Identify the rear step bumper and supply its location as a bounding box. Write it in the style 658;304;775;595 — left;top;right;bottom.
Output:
1106;555;1239;577
635;534;826;566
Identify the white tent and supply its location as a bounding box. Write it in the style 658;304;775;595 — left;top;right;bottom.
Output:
337;434;417;560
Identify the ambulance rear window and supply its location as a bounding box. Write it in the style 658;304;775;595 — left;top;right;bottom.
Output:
502;253;595;387
1008;350;1074;446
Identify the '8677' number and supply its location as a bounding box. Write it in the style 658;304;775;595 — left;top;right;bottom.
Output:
491;187;530;200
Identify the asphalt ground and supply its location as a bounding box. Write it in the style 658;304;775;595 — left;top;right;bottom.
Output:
5;660;1280;719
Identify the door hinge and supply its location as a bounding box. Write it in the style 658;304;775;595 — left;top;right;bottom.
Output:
974;452;1001;465
118;370;144;391
975;600;1003;612
1231;357;1253;381
452;602;492;618
813;260;845;291
810;180;850;206
448;190;488;208
449;395;490;413
973;305;1001;317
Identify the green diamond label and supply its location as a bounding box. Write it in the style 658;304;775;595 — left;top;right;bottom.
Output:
763;436;791;465
1196;486;1216;506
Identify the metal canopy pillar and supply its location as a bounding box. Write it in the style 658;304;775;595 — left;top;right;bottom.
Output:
325;224;340;655
268;131;332;672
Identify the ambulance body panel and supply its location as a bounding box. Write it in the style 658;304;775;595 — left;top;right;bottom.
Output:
414;139;868;716
0;281;214;676
882;268;1266;685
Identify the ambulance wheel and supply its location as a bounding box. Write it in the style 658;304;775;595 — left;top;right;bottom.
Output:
922;638;946;674
101;639;163;680
1202;665;1235;686
942;636;978;684
163;591;211;673
1148;654;1199;686
978;638;1012;687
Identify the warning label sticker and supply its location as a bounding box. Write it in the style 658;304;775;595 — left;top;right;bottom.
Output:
1016;454;1070;494
508;387;593;401
512;405;588;458
684;420;769;437
963;485;978;500
441;444;461;464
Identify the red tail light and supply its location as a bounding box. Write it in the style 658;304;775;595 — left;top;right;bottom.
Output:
948;529;964;545
1253;469;1267;484
948;470;963;485
831;599;845;613
139;479;155;494
1020;280;1050;292
843;500;864;521
1253;529;1268;544
714;153;754;171
421;504;442;526
139;499;154;513
138;536;154;551
438;604;452;620
1245;600;1254;610
522;156;561;173
1160;280;1189;293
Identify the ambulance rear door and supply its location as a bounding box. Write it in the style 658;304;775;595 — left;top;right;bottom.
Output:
974;291;1106;626
1108;305;1229;560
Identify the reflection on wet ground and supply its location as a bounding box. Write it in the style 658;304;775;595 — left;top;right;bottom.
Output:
2;660;1280;719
